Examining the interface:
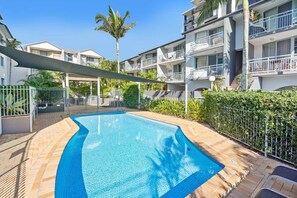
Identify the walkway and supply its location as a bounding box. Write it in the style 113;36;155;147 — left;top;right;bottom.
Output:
0;106;296;197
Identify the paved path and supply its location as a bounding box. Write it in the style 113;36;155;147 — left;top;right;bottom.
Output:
0;106;296;197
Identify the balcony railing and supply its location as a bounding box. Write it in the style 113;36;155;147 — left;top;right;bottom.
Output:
190;64;224;79
190;32;224;53
249;54;297;74
142;57;157;67
125;63;141;71
250;9;297;37
159;50;185;63
165;72;184;82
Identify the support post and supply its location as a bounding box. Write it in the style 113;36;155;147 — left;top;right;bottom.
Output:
90;82;93;96
65;73;69;107
138;82;141;109
185;81;188;114
97;77;100;109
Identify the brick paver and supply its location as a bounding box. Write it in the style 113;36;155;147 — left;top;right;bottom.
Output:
0;106;296;198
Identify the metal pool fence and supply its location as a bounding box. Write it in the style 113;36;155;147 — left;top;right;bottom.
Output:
207;107;297;165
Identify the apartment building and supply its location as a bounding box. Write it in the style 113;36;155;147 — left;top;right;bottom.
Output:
123;0;297;92
23;41;103;66
0;16;29;85
121;38;186;91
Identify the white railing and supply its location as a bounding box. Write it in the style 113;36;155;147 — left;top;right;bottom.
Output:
190;32;224;53
0;86;37;132
159;50;185;63
250;9;297;37
165;72;184;82
190;64;224;79
125;63;141;71
142;57;157;67
249;54;297;74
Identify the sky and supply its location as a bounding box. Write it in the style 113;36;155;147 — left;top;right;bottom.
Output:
0;0;192;61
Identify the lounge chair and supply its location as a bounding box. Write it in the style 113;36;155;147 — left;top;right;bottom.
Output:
254;188;287;198
266;165;297;187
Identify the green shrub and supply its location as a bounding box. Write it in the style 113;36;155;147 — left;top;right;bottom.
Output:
123;84;142;108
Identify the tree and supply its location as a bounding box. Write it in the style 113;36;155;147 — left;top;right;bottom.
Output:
22;70;62;88
198;0;249;90
95;6;136;73
0;38;21;84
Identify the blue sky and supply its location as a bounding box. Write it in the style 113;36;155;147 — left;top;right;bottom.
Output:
0;0;192;61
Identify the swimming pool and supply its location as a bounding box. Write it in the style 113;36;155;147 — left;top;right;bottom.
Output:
56;112;224;197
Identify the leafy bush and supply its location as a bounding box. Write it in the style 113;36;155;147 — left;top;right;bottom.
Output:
123;84;142;108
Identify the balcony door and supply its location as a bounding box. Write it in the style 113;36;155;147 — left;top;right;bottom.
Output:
264;2;292;31
263;39;291;58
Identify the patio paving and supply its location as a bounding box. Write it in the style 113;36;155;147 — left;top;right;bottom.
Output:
0;106;296;198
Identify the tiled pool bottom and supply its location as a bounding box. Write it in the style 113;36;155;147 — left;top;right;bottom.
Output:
55;112;224;197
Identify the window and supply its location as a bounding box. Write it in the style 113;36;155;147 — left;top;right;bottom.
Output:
195;56;207;69
67;53;73;62
173;64;182;73
40;51;48;56
0;56;4;66
86;57;94;62
173;44;184;52
145;53;156;59
263;39;291;57
1;78;4;85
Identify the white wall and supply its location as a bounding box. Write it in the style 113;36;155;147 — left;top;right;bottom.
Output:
262;75;297;91
188;79;210;91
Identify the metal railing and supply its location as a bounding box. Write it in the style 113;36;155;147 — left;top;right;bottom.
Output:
0;85;37;132
164;72;184;82
250;9;297;37
190;64;224;79
207;107;297;165
142;57;157;67
190;32;224;53
125;63;141;71
249;54;297;74
159;50;185;63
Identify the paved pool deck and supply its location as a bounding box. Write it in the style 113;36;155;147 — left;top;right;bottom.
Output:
0;106;296;198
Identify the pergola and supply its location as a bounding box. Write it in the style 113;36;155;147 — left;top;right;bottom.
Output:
0;46;165;109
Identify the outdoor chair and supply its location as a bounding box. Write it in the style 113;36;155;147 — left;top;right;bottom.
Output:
265;165;297;187
254;188;287;198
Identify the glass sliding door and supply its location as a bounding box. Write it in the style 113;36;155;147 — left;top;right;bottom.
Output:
277;39;291;56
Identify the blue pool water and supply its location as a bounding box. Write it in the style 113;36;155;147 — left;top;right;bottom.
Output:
56;112;223;198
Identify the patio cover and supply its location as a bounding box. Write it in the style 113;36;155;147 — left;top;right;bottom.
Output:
0;46;164;83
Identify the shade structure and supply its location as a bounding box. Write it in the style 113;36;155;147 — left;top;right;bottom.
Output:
0;46;164;83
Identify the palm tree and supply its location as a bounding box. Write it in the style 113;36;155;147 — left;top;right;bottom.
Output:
0;38;21;84
198;0;250;90
95;6;136;73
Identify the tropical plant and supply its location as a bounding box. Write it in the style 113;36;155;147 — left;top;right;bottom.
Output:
123;84;142;108
198;0;250;90
95;6;136;73
22;70;62;88
0;93;26;115
0;38;21;84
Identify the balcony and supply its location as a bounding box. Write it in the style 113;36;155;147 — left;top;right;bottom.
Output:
190;64;224;80
159;50;185;63
190;32;224;54
125;63;141;72
249;54;297;75
159;72;184;82
250;9;297;38
142;57;157;67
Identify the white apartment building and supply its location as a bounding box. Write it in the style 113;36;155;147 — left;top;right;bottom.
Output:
0;17;29;85
23;41;103;66
123;0;297;92
121;38;186;91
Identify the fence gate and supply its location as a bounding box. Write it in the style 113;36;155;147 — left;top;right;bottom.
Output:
36;88;66;113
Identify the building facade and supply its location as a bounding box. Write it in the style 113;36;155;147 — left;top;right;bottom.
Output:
0;17;29;85
122;0;297;92
23;41;103;66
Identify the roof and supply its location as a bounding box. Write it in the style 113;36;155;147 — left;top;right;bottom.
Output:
0;46;164;83
23;41;63;51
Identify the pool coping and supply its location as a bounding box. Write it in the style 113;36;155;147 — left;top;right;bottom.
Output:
25;110;257;198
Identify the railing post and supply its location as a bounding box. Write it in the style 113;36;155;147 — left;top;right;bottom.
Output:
264;115;269;158
267;57;270;73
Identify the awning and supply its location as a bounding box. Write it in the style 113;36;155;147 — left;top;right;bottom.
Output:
0;46;164;83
